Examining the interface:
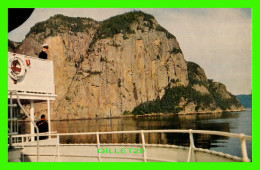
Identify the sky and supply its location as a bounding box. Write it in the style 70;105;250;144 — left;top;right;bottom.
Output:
8;8;252;95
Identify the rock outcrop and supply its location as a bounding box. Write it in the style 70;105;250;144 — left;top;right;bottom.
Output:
8;11;244;120
8;40;21;52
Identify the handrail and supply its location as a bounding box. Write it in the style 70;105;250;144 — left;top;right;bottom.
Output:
9;90;40;162
11;129;251;162
8;91;57;97
19;129;250;140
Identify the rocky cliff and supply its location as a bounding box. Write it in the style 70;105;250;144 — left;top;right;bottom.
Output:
9;11;244;120
132;61;244;115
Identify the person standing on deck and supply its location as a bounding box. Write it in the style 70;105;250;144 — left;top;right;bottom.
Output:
36;114;49;140
39;44;49;59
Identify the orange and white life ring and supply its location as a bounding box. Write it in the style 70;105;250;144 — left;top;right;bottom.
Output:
8;56;27;81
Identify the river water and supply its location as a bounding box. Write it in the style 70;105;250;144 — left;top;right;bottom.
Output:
20;108;252;160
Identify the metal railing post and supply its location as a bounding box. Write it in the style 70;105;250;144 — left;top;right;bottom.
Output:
47;98;51;139
96;132;101;162
15;107;18;134
21;137;24;148
187;129;196;162
141;130;147;162
9;92;13;148
54;134;61;162
240;134;250;162
10;92;13;134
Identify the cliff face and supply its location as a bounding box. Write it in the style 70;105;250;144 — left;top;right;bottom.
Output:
185;62;244;113
132;61;245;115
8;40;21;52
9;11;244;120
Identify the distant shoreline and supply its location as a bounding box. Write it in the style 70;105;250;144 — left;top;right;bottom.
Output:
20;108;248;122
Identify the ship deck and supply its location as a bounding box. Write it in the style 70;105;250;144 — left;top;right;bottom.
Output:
8;129;251;162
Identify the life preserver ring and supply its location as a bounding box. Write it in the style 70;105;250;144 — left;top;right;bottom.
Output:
8;56;27;81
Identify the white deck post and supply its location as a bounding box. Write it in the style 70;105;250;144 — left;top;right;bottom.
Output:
57;134;60;161
96;132;101;162
10;93;13;134
30;100;35;142
47;98;51;139
187;129;196;162
141;130;147;162
240;134;250;162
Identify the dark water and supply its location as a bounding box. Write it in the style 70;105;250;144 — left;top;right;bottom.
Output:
20;108;252;160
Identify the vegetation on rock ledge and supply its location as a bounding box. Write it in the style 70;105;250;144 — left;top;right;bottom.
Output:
27;14;98;39
89;11;176;49
131;61;243;115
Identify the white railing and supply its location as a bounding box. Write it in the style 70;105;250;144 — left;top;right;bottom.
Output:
8;90;40;162
11;129;252;162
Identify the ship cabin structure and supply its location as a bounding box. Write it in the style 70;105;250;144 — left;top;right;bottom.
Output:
8;52;56;146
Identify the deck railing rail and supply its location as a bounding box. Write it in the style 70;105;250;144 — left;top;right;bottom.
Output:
11;129;252;162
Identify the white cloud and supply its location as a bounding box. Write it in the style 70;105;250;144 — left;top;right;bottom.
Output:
8;8;252;94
